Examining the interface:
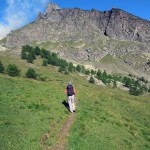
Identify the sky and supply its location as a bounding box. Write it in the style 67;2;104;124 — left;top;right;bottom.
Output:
0;0;150;39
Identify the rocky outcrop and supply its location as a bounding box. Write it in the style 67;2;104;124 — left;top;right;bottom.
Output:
6;3;150;47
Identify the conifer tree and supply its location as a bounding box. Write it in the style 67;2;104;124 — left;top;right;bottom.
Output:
21;50;27;59
68;62;74;72
0;61;4;73
26;68;37;79
89;76;95;83
43;59;48;66
34;46;41;55
27;53;34;63
76;65;82;72
7;64;20;77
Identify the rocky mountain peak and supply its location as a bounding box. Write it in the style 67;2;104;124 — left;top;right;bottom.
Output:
6;3;150;48
45;3;60;13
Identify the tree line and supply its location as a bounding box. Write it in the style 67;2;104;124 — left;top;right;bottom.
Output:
0;60;38;79
1;44;149;96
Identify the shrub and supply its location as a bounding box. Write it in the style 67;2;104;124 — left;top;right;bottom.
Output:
43;59;48;66
0;61;4;73
64;71;69;75
113;79;117;88
21;50;27;59
129;86;144;96
6;64;20;77
89;76;95;83
91;69;96;75
58;66;65;73
26;68;37;79
68;62;74;72
34;46;41;55
85;69;90;75
27;53;34;63
38;76;47;81
76;65;82;72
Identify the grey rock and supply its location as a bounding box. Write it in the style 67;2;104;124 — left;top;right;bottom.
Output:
5;4;150;47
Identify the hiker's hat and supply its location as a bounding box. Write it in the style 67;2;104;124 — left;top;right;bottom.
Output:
68;82;72;85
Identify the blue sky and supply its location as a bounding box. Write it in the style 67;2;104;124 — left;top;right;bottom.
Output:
0;0;150;39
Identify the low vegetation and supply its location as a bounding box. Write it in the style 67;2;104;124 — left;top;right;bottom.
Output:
0;60;4;73
19;45;150;96
6;64;20;77
0;47;150;150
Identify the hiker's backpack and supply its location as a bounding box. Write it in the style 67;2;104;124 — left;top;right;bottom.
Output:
67;85;74;96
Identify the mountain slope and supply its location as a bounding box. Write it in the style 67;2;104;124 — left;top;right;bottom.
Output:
2;3;150;80
6;4;150;47
0;53;150;150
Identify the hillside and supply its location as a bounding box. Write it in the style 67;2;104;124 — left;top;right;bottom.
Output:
0;3;149;81
0;50;150;150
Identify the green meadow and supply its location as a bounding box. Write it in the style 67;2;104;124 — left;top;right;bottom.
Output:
0;52;150;150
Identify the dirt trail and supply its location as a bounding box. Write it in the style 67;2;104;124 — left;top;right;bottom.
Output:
41;109;76;150
53;113;75;150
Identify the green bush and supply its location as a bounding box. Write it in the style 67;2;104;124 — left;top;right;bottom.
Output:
38;76;47;81
0;60;4;73
6;64;20;77
91;69;96;75
89;76;95;84
21;50;27;59
68;62;74;72
58;66;66;73
27;53;34;63
129;86;144;96
76;65;82;72
43;59;48;66
64;71;69;75
85;69;90;75
34;46;41;55
26;68;37;79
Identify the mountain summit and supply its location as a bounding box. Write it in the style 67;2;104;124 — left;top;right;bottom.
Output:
4;3;150;79
45;3;60;13
6;3;150;47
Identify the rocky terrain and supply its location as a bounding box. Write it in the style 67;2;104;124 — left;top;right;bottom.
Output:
2;3;150;80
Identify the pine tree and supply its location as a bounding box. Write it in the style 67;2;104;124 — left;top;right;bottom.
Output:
21;50;27;59
6;64;20;77
113;79;117;88
89;76;95;83
76;65;82;72
85;69;90;75
43;59;48;66
27;53;34;63
58;66;65;73
34;46;41;55
129;86;144;96
0;61;4;73
68;62;74;72
26;68;37;79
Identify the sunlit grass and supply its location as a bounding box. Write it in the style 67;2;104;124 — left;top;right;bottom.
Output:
0;53;149;150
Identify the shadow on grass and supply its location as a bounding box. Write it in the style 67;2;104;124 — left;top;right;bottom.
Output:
62;100;70;112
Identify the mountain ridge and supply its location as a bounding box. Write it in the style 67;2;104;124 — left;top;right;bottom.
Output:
5;3;150;47
2;3;150;80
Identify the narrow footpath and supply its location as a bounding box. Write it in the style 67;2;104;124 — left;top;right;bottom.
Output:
41;110;76;150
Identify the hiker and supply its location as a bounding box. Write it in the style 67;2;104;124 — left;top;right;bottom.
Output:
65;82;76;113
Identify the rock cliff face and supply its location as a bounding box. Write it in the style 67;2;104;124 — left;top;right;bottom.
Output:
6;3;150;47
5;3;150;80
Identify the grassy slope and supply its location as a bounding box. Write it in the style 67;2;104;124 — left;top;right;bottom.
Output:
68;85;150;150
0;53;150;150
